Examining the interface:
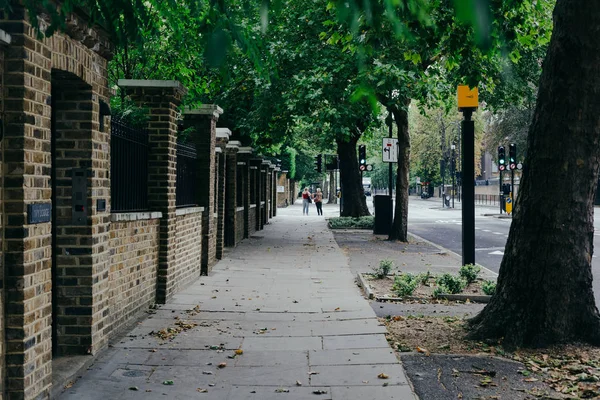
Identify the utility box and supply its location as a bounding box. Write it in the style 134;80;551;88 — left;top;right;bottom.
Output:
374;195;393;235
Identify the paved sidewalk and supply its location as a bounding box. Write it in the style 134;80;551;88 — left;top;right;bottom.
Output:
59;204;415;400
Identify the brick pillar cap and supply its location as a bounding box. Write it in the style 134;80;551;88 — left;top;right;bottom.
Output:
216;127;232;138
226;141;241;149
238;147;253;154
261;160;272;166
281;170;289;173
184;105;224;118
0;29;12;45
215;147;223;154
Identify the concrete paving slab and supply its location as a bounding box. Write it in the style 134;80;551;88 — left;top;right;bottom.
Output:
322;334;390;350
242;336;322;351
310;319;387;336
309;348;398;366
330;385;416;400
216;365;309;386
234;350;309;367
309;364;409;386
226;386;332;400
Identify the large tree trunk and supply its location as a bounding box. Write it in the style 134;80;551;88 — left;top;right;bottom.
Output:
469;0;600;349
389;100;411;241
328;171;337;204
337;138;370;217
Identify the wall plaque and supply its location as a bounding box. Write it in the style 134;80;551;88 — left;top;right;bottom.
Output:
27;203;52;224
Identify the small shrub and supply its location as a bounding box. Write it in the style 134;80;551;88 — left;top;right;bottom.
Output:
418;270;432;285
328;216;374;229
436;274;465;294
459;264;481;284
432;286;445;298
392;274;419;297
373;259;394;279
482;280;497;296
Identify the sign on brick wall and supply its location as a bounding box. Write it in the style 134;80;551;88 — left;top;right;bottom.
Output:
27;203;52;224
277;186;285;193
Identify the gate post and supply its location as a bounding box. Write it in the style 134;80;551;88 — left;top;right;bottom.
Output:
118;80;186;303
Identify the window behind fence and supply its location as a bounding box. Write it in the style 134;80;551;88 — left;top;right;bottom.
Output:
111;118;149;212
176;139;198;208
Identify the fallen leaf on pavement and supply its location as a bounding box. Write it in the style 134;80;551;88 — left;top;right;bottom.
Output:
218;362;227;368
275;388;290;393
197;388;208;393
296;380;302;386
378;373;389;379
129;386;139;391
416;346;430;356
162;380;174;385
235;349;244;355
313;390;328;394
308;371;319;375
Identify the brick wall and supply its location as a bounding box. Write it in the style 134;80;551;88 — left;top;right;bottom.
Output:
1;6;112;398
277;172;289;207
248;206;257;236
0;40;5;400
173;209;203;291
225;143;239;247
235;209;244;243
215;150;225;259
183;106;222;274
107;217;159;337
119;80;186;303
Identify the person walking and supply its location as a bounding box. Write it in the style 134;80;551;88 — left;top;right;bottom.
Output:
313;188;323;216
302;187;311;215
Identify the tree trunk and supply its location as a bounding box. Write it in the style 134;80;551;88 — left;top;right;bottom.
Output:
337;138;370;217
328;171;337;204
469;0;600;349
389;100;411;241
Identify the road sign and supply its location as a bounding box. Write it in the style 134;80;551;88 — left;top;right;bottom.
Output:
382;138;398;163
517;162;523;170
457;85;479;110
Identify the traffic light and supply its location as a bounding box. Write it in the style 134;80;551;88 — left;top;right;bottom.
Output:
358;145;366;165
498;146;506;171
509;143;517;170
314;154;322;173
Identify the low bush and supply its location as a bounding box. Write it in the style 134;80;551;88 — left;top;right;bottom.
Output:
459;264;481;284
436;274;466;294
328;216;374;229
392;274;419;297
418;270;433;286
373;259;394;279
482;280;497;296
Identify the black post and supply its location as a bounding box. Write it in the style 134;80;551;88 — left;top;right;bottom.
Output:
388;113;393;197
441;159;445;208
451;146;455;208
461;109;475;266
511;169;515;209
499;170;503;215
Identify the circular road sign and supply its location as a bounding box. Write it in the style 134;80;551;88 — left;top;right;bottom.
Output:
359;165;366;171
517;163;523;170
510;163;516;170
366;165;373;171
499;165;505;171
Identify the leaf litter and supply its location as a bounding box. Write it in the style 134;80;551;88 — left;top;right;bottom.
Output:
384;315;600;399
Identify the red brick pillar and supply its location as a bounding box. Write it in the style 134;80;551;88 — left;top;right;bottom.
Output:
237;148;252;238
215;128;230;259
224;142;239;247
183;106;222;274
2;12;54;398
119;80;186;303
269;165;276;218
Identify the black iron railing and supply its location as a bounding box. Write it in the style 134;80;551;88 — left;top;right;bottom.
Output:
111;118;149;212
475;194;500;206
176;139;197;207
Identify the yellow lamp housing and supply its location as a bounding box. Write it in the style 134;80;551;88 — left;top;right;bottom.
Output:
457;86;479;110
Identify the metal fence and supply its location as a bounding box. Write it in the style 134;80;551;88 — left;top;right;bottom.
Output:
474;194;500;206
176;139;197;207
111;118;149;212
